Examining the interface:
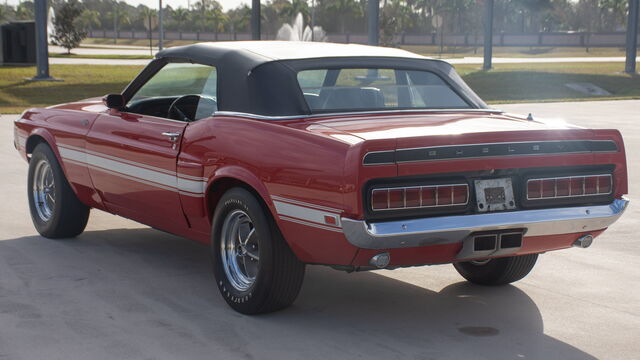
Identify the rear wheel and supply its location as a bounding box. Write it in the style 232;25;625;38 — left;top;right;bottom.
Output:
27;143;90;238
211;188;305;314
453;254;538;285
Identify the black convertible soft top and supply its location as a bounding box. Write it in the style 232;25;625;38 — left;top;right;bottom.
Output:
125;41;487;116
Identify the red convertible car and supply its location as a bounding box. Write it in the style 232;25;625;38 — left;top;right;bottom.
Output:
14;41;628;314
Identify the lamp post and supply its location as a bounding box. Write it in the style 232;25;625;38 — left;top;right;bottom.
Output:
483;0;494;70
158;0;164;50
251;0;260;40
30;0;55;81
367;0;379;46
113;5;118;44
625;0;639;74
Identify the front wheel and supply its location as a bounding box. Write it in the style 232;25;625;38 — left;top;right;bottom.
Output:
27;143;90;238
453;254;538;286
211;188;305;314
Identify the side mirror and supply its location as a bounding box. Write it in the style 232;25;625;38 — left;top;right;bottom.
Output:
103;94;125;110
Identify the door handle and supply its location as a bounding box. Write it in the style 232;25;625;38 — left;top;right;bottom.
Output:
161;132;181;142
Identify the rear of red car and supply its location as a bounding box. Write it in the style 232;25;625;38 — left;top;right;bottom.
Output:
315;111;629;269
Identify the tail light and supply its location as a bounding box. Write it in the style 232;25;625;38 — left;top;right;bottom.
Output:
527;174;612;200
371;184;468;211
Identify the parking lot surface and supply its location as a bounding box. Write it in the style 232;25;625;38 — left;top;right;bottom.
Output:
0;100;638;360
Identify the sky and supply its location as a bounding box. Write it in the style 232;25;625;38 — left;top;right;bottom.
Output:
5;0;250;11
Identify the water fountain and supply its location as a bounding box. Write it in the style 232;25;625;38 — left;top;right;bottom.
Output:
47;7;55;44
276;13;327;42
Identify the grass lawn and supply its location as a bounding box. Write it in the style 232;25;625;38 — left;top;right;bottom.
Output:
455;62;640;103
402;45;627;58
50;53;153;60
1;62;638;113
0;65;142;114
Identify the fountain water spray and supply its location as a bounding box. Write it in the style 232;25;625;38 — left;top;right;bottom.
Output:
276;13;327;42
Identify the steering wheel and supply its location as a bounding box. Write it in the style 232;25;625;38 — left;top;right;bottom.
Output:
168;94;200;122
168;95;218;122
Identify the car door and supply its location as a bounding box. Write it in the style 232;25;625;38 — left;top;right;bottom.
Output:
86;62;218;232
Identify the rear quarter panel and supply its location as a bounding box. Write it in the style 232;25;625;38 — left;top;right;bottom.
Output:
180;116;361;264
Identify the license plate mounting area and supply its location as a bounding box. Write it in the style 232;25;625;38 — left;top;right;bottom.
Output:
474;178;516;213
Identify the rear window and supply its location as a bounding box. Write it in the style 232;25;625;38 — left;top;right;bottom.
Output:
297;68;470;112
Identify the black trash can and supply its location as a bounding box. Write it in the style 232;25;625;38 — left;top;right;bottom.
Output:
0;21;37;65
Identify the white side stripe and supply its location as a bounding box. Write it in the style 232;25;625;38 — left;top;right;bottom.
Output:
57;144;207;197
271;195;342;213
274;201;342;227
272;196;345;233
279;216;343;233
58;143;207;181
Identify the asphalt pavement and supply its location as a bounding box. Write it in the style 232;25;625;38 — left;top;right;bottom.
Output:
0;100;638;360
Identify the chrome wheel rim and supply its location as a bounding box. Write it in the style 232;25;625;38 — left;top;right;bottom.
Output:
32;159;55;222
220;210;260;291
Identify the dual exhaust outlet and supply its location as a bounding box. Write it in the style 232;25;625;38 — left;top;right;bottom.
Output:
457;229;594;261
369;231;594;269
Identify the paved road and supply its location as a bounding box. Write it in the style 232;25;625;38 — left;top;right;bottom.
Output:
50;57;152;66
0;100;638;360
50;45;157;56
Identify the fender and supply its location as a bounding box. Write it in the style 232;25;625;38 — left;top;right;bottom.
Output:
206;165;276;220
26;129;74;187
26;128;60;161
24;127;105;210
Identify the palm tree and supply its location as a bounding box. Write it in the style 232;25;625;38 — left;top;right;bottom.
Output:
107;5;131;43
227;5;251;33
205;7;227;34
78;9;101;32
193;0;222;31
172;7;190;31
16;3;34;20
512;0;552;32
282;0;310;23
325;0;362;33
139;7;158;31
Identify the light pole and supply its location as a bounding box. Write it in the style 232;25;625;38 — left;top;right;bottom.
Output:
483;0;494;70
30;0;55;81
251;0;260;40
625;0;639;74
158;0;164;50
367;0;379;46
113;4;118;44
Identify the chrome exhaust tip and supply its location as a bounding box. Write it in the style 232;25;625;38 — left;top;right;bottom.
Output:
369;252;391;269
573;234;594;248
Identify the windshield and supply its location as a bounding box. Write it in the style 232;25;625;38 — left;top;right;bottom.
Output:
129;63;217;104
297;68;471;112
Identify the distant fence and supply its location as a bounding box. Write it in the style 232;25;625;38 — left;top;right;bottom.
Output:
88;30;640;47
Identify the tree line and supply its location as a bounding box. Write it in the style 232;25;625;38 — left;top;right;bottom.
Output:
0;0;635;37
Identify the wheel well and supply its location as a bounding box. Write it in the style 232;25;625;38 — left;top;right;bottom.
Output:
25;135;47;157
206;177;271;220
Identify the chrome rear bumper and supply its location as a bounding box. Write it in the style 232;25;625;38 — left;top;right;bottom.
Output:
341;198;629;250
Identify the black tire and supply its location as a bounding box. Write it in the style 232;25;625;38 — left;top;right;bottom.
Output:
27;143;90;238
211;188;305;314
453;254;538;286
